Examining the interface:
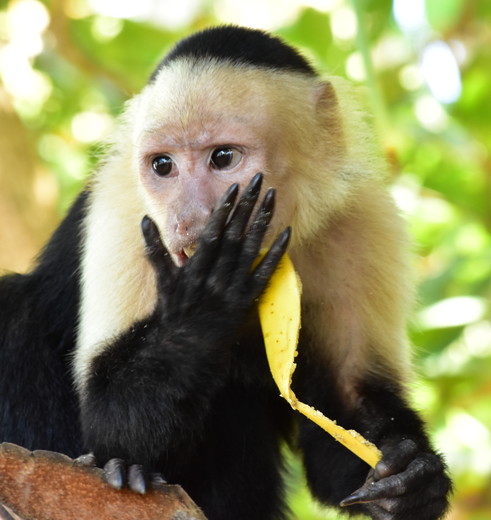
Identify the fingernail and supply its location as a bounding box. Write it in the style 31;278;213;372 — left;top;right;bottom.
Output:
221;183;239;207
129;465;147;494
261;188;276;213
247;172;263;193
141;215;151;233
279;227;291;248
74;453;97;467
152;474;168;486
340;494;360;507
141;215;159;239
104;459;125;490
339;487;370;507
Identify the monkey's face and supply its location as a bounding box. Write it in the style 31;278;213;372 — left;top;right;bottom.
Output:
131;63;300;267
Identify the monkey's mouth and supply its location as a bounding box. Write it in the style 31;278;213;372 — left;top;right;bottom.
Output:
183;243;198;258
176;244;198;266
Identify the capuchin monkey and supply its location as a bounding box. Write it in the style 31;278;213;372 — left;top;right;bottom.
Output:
0;26;451;520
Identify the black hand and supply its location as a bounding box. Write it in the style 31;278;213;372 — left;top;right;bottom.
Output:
340;439;451;520
85;173;291;493
142;172;291;339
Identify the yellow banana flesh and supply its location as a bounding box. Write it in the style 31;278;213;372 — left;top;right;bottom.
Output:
258;252;382;469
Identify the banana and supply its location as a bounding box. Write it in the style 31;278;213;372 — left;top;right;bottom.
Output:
258;253;382;469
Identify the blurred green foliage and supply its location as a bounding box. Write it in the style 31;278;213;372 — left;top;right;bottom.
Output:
0;0;489;518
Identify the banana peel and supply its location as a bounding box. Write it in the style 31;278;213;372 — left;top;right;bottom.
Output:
258;252;382;469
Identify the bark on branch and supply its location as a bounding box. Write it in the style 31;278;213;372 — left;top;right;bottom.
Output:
0;443;207;520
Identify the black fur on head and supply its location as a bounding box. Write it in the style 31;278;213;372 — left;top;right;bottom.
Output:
149;25;317;82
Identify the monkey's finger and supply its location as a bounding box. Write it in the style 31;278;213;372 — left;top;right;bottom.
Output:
103;458;127;490
340;469;414;506
209;176;266;292
224;172;263;240
183;183;239;286
373;439;418;480
141;216;177;288
225;188;275;294
239;188;275;267
201;182;240;244
345;486;448;518
246;227;291;299
340;476;405;506
341;451;450;506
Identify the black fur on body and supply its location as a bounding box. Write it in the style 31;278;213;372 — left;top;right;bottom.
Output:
0;27;451;520
0;193;87;457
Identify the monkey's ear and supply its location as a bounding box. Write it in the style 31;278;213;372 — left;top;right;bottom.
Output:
313;82;344;150
313;81;339;113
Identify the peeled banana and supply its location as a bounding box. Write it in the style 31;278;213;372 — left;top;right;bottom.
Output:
258;253;382;469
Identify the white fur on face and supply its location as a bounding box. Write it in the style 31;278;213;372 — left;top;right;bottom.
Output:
74;58;414;400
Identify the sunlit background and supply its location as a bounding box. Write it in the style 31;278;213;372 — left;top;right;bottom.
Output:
0;0;490;518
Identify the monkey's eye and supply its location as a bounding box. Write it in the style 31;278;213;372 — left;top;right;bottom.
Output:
152;155;174;176
210;147;242;171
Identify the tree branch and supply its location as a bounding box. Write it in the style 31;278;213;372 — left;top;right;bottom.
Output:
0;443;207;520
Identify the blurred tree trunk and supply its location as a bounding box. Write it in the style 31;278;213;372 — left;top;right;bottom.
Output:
0;85;58;274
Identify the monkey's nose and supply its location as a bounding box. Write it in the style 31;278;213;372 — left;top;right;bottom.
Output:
176;220;191;236
175;206;213;237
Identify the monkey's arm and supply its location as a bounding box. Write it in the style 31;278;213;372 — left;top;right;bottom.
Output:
0;194;87;457
80;174;290;491
294;351;451;520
